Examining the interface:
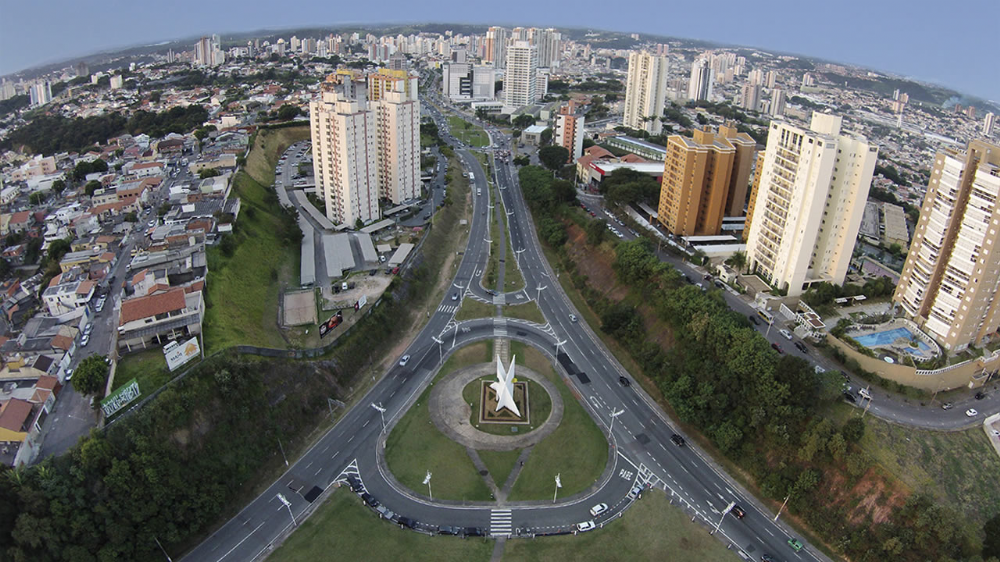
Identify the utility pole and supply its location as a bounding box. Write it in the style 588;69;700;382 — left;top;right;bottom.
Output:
774;494;790;522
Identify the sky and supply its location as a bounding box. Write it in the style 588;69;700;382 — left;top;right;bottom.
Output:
1;0;997;102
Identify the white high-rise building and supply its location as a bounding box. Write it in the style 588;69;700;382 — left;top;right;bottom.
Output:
688;59;714;101
442;64;495;101
984;112;996;137
28;81;52;107
740;83;761;112
310;71;421;227
744;113;878;296
504;40;538;111
528;28;562;68
623;51;669;135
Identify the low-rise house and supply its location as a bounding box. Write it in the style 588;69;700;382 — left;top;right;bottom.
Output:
117;287;204;351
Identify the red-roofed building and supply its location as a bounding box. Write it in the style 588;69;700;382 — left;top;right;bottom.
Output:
118;288;204;351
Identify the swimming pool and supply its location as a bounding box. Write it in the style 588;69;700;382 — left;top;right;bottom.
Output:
854;327;931;352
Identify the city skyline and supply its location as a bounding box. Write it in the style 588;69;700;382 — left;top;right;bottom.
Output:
1;0;998;102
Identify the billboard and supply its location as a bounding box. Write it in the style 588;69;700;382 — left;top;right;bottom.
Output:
319;311;344;338
354;294;368;311
101;378;140;417
164;337;201;371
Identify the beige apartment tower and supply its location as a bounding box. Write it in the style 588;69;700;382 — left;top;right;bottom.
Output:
656;123;755;236
623;51;669;135
310;70;420;227
893;140;1000;351
744;113;878;296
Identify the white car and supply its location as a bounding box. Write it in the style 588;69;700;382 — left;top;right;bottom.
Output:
779;329;793;340
577;521;596;532
399;355;411;367
966;408;978;417
589;503;608;517
569;314;578;323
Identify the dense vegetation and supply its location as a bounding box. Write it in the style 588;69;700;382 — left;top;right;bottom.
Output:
517;164;990;562
0;94;30;118
1;105;208;155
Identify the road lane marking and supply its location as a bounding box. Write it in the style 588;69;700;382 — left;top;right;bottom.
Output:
215;520;265;562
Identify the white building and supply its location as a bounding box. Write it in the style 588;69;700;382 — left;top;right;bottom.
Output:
29;82;52;107
528;28;562;69
688;59;714;102
744;113;878;296
310;71;421;227
485;26;510;69
503;40;538;111
770;88;787;117
985;112;996;137
623;51;669;135
442;64;495;101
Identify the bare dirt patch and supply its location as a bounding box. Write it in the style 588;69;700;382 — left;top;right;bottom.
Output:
282;290;318;326
320;274;394;310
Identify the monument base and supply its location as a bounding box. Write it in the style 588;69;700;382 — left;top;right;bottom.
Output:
478;380;529;424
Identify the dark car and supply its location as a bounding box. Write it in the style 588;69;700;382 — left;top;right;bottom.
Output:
618;376;631;387
398;516;417;529
771;342;784;354
748;314;760;325
794;341;808;354
361;492;379;508
843;391;857;404
346;476;363;493
760;555;775;562
975;392;987;400
438;525;461;536
464;527;486;537
670;433;686;446
731;505;747;519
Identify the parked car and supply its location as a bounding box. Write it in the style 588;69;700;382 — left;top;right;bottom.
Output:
748;314;760;325
794;341;808;354
463;527;485;537
80;335;90;347
842;391;857;404
576;521;596;532
361;492;379;508
589;503;608;517
771;342;784;354
438;525;461;535
65;368;74;381
398;516;417;529
941;402;953;410
966;408;979;417
779;329;793;340
975;391;987;400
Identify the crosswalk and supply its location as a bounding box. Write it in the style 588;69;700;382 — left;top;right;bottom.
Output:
490;509;512;536
437;304;459;314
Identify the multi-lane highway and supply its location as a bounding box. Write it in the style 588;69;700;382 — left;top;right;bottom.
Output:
184;90;832;562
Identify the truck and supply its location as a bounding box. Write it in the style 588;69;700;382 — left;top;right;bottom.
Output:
469;172;475;182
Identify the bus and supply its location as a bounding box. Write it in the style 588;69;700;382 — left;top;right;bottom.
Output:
469;172;475;182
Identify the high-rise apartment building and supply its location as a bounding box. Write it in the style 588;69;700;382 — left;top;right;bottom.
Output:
442;64;495;101
656;123;756;236
528;28;562;68
310;70;420;227
688;59;714;101
503;40;538;111
623;51;669;135
484;27;509;68
28;81;52;107
770;88;787;117
555;104;586;163
740;83;760;112
985;112;996;137
193;36;223;67
893;140;1000;351
744;113;878;295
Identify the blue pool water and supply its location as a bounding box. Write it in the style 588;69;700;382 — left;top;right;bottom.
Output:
854;327;931;352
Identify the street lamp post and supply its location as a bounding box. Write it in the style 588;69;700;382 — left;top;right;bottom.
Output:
608;407;624;438
555;340;567;355
153;537;173;562
774;494;791;522
277;437;288;466
713;501;736;535
371;402;386;434
535;285;547;302
276;493;297;527
431;336;444;362
553;473;562;503
423;471;433;500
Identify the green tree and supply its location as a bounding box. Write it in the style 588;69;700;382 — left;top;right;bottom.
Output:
983;513;1000;559
539;217;567;246
725;250;747;272
277;104;301;121
28;192;46;205
540;127;553;146
73;355;110;396
842;417;865;443
513;114;535;129
51;179;66;194
586;219;607;246
198;168;220;179
84;180;102;197
538;145;570;171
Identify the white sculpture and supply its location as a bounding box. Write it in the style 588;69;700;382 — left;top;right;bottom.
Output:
491;355;521;417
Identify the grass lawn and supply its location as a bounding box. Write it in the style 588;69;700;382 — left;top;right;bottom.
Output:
202;126;309;352
268;489;493;562
478;449;523;488
501;207;525;292
507;342;607;501
456;298;495;321
502;489;739;562
503;301;545;324
824;402;1000;527
448;116;489;147
110;348;172;400
462;377;552;436
386;342;493;502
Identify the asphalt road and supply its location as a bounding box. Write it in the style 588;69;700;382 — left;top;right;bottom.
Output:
183;96;832;562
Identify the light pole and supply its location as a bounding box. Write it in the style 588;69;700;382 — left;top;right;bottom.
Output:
431;336;444;362
371;402;386;434
535;285;547;302
277;437;288;466
714;501;736;535
774;494;790;522
276;493;297;527
553;473;562;503
555;340;567;355
153;537;172;562
609;407;624;438
423;471;433;500
515;248;526;269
